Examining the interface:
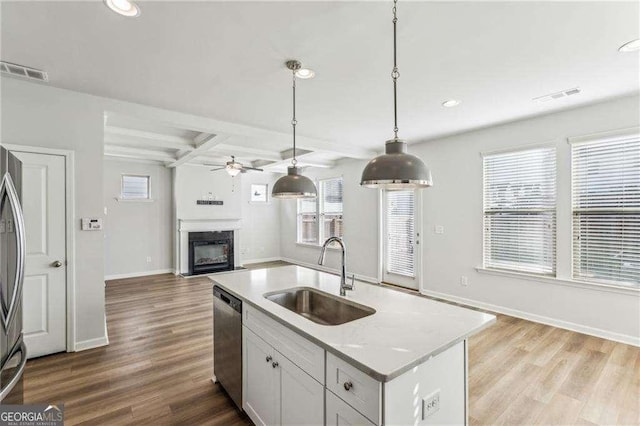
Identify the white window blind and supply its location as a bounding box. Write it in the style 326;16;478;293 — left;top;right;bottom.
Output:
121;175;150;199
385;190;415;277
297;197;318;244
320;178;344;241
483;147;556;275
572;135;640;287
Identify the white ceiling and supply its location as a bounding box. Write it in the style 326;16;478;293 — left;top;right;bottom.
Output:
1;1;639;161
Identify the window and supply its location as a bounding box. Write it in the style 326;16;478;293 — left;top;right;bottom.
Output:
483;147;556;275
571;134;640;286
296;177;343;245
121;175;150;200
385;190;415;278
251;184;268;203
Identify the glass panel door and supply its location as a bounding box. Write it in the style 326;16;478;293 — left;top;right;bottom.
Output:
383;189;420;289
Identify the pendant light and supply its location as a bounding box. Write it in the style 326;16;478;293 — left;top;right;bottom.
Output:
272;60;318;199
360;0;433;189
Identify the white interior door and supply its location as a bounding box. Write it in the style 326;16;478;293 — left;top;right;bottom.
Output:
12;151;67;358
383;189;421;289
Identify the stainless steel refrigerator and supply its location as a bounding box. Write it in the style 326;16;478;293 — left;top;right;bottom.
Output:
0;147;26;404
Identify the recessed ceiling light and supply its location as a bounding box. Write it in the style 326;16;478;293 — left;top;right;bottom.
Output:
442;99;461;108
619;39;640;52
104;0;140;17
295;68;315;79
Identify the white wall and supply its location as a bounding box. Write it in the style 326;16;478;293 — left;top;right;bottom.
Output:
280;161;380;282
281;95;640;344
174;165;242;220
240;171;282;264
1;77;107;347
104;159;173;278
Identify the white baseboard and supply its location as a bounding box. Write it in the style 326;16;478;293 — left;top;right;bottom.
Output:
281;257;379;284
105;269;175;281
420;288;640;347
241;257;282;265
74;334;109;351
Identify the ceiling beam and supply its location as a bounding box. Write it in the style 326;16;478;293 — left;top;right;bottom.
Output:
104;145;176;162
105;109;375;160
105;126;196;150
167;134;229;168
261;152;335;170
209;143;283;162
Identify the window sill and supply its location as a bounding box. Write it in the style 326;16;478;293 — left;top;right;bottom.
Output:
296;242;341;250
475;267;639;296
115;197;155;203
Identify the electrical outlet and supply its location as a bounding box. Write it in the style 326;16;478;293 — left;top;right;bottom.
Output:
422;390;440;419
460;276;468;286
146;256;152;263
434;225;445;234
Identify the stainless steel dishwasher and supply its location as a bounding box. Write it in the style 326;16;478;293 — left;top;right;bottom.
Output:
213;285;242;409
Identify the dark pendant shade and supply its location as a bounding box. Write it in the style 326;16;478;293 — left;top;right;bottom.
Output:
272;166;317;198
360;139;433;189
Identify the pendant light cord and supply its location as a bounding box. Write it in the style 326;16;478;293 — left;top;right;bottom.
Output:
392;0;400;140
291;71;298;166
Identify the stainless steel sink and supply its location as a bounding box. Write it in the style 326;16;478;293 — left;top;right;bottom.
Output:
264;287;375;326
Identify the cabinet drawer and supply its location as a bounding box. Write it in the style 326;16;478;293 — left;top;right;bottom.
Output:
326;389;375;426
326;352;381;424
243;304;324;383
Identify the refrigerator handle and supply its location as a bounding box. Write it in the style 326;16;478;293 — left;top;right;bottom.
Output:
0;172;26;331
0;341;27;401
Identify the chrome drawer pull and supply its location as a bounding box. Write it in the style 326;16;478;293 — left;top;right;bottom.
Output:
343;381;353;391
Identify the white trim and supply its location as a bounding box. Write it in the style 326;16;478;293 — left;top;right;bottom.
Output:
74;335;109;351
479;139;558;157
3;143;78;353
105;268;174;281
567;126;640;145
281;257;379;284
419;288;640;347
476;267;640;296
115;197;155;203
295;242;340;250
241;257;282;265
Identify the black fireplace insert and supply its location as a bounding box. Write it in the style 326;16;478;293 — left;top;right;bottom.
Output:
188;231;234;275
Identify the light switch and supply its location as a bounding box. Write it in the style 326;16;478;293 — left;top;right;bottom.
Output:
423;390;441;419
81;217;103;231
434;225;444;234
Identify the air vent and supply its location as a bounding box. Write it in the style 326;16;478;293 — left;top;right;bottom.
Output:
533;87;581;103
0;61;48;82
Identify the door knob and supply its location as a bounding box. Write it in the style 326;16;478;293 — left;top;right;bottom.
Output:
272;361;279;369
266;355;272;363
52;260;63;268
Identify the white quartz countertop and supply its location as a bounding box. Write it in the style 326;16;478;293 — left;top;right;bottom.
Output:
210;265;495;382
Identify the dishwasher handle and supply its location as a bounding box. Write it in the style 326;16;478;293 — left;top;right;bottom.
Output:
213;285;242;314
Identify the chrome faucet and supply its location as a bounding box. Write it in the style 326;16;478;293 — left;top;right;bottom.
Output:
318;237;354;296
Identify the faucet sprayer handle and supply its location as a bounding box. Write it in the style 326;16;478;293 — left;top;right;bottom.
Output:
350;274;355;290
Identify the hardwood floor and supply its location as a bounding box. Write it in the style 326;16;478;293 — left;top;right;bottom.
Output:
24;265;638;425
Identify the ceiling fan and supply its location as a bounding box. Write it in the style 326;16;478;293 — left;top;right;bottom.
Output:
208;156;264;177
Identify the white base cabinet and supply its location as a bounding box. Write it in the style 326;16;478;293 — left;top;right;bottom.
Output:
242;304;467;426
243;326;324;426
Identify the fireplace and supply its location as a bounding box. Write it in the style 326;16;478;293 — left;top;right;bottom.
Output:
188;231;234;275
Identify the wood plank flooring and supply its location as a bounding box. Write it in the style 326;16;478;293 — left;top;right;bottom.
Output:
23;264;639;425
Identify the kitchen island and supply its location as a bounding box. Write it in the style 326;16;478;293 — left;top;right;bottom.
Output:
211;265;495;425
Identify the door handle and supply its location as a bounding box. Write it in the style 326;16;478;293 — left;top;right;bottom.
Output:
52;260;63;268
0;172;26;332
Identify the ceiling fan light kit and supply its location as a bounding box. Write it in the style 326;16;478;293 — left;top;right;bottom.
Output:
272;60;318;199
360;0;433;190
209;155;263;176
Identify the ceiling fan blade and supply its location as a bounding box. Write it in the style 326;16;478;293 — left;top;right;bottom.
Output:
242;167;264;172
210;167;225;172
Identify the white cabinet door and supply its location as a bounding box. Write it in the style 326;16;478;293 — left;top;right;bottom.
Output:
279;354;324;426
326;390;375;426
243;327;280;426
